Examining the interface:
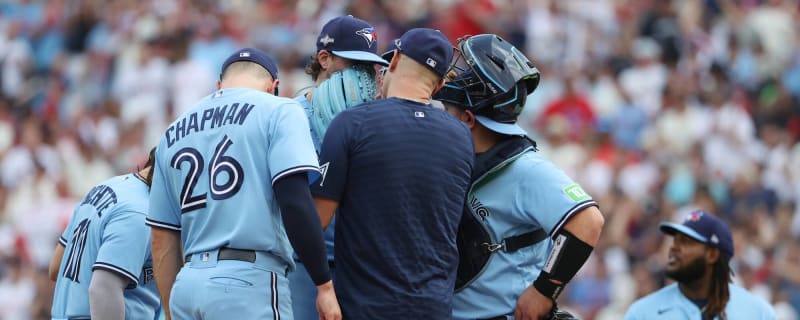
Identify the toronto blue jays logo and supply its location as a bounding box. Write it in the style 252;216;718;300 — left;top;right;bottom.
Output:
687;211;703;221
356;28;377;48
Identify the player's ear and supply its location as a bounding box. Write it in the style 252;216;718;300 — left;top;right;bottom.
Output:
432;78;446;95
388;50;399;72
216;80;222;90
463;110;477;129
266;79;280;96
318;50;332;70
706;246;721;264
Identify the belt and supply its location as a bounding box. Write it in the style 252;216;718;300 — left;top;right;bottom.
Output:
184;247;256;263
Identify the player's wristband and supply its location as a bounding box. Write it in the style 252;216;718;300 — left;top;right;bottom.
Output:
533;276;564;300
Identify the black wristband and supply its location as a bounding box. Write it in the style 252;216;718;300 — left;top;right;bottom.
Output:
533;275;564;301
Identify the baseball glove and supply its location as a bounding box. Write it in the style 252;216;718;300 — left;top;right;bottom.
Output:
310;63;377;141
546;308;580;320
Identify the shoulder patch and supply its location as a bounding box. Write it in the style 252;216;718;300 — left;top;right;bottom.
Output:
563;183;590;202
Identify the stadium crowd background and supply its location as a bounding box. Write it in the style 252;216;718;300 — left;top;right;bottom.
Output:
0;0;798;319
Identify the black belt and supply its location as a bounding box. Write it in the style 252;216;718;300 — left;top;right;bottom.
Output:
479;316;507;320
184;248;256;263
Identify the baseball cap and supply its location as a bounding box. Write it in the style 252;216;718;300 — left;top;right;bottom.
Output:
221;48;279;80
659;210;734;258
395;28;454;78
316;15;388;66
381;38;399;62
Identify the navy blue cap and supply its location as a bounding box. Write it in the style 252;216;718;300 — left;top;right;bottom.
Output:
396;28;453;78
381;38;399;62
659;210;734;258
316;15;388;66
221;48;279;80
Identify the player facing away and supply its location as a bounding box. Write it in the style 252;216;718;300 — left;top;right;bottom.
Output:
624;211;775;320
433;34;605;320
147;48;340;320
312;28;474;319
50;147;161;320
290;15;387;320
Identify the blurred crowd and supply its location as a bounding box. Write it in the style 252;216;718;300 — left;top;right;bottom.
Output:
0;0;798;319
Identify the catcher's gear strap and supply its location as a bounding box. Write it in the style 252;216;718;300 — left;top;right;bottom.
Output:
533;229;593;300
309;64;377;141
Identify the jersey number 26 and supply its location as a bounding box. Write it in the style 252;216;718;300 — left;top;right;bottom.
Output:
170;135;244;213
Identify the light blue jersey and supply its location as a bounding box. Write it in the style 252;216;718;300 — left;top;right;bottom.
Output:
453;146;597;320
624;283;776;319
52;174;160;320
147;87;319;271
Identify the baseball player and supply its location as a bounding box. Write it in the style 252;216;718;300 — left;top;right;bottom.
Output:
146;48;340;320
49;147;161;320
624;211;776;319
433;34;605;320
311;28;474;319
290;16;387;320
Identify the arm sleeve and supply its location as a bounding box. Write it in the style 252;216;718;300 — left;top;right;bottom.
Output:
94;210;151;288
274;172;331;285
310;110;354;200
89;268;128;320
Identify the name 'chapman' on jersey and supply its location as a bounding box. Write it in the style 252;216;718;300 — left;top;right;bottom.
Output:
165;102;255;147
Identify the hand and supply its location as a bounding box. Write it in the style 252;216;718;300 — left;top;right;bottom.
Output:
514;285;554;320
316;280;342;320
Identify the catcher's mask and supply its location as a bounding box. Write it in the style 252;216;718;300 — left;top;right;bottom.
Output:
433;34;540;124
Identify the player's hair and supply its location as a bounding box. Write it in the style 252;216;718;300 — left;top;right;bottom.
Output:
305;54;323;82
703;252;731;320
143;147;156;187
221;61;273;81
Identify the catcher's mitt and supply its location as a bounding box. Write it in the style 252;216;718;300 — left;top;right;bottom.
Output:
546;307;579;320
310;64;377;141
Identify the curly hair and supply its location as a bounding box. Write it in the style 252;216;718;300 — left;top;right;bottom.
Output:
305;54;323;82
703;253;732;320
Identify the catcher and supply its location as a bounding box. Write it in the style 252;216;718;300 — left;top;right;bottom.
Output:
432;34;605;320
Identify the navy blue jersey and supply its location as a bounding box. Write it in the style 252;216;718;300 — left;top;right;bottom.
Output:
312;97;474;319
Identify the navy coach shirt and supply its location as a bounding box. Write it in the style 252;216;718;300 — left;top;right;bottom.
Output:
313;97;474;320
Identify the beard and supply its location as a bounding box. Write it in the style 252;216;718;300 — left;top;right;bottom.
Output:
665;254;707;283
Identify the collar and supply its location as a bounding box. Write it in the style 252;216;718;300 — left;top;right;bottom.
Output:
471;136;537;182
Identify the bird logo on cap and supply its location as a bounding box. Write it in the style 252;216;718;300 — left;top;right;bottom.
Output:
687;212;703;222
356;28;377;48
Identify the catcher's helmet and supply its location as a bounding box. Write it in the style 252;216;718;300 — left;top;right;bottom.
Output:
433;34;540;125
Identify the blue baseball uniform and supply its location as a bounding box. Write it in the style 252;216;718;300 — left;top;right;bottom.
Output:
289;94;336;320
624;283;776;319
147;87;320;320
51;173;160;320
312;97;474;319
452;138;598;320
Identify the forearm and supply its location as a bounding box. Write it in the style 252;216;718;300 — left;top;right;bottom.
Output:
151;228;182;320
89;269;128;320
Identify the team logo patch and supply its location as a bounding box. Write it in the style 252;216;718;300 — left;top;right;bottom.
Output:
239;51;251;57
319;35;335;46
426;58;437;68
318;162;330;187
563;184;590;202
355;28;377;47
414;111;425;118
687;211;703;222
